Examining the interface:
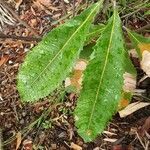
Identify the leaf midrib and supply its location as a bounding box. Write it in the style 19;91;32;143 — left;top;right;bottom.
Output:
87;11;116;131
30;3;100;87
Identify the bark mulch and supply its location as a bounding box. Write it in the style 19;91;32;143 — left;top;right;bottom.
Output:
0;0;150;150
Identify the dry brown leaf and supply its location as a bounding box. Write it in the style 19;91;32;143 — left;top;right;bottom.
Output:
138;43;150;53
71;70;83;89
14;0;23;9
36;0;51;6
119;102;150;118
70;142;82;150
23;139;32;150
0;55;9;67
138;116;150;137
16;132;22;150
138;43;150;76
74;60;87;70
118;72;136;110
33;0;49;10
65;59;88;91
141;50;150;77
123;72;136;93
34;0;59;12
118;98;130;110
112;145;133;150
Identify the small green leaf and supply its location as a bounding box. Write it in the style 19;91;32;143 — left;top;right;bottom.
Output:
75;10;126;142
17;1;104;102
124;49;136;76
144;10;150;16
127;30;150;59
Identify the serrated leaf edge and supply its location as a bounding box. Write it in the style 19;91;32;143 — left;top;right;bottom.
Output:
86;10;117;131
29;3;102;87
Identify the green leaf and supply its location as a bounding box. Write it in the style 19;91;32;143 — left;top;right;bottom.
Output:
75;10;126;142
80;43;95;59
124;49;136;76
85;24;105;45
17;1;104;102
127;30;150;59
144;10;150;16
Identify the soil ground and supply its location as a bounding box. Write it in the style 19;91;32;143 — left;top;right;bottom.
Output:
0;0;150;150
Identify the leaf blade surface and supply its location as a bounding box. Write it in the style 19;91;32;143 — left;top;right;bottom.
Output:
17;2;103;102
127;30;150;59
75;10;126;142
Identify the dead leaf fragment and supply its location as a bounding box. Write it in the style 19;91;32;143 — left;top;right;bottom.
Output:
119;102;150;118
129;49;138;58
123;72;136;93
138;43;150;53
50;143;57;149
103;131;117;136
70;142;82;150
37;0;51;6
65;59;88;91
103;138;117;143
138;116;150;137
16;132;22;150
74;60;87;70
141;50;150;77
112;144;133;150
118;98;130;110
0;128;3;150
64;0;69;3
34;0;59;12
0;55;9;67
14;0;23;10
23;139;32;150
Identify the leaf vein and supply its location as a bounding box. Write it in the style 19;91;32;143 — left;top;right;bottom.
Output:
87;10;116;131
30;3;100;86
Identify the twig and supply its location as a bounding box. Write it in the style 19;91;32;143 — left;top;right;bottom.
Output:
0;33;41;42
136;132;146;149
121;8;141;19
0;128;3;150
135;24;150;33
51;3;87;26
103;0;110;13
61;0;67;15
0;0;40;38
72;0;76;17
145;141;149;150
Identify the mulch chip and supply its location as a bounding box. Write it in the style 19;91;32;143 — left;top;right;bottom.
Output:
0;0;150;149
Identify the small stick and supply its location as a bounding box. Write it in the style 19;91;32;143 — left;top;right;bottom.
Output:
0;0;40;38
61;0;67;15
0;33;41;42
0;128;3;150
135;24;150;33
72;0;76;17
136;132;146;149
